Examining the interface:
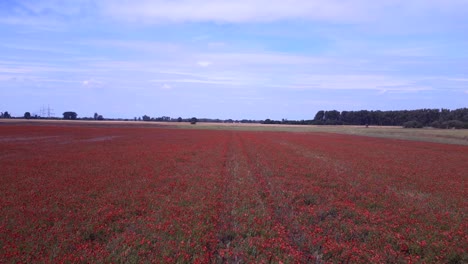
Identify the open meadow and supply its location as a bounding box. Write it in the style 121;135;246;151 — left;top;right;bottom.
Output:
0;122;467;263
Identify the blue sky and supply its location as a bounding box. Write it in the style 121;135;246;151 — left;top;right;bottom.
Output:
1;0;467;120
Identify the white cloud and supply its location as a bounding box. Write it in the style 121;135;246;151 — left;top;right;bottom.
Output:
2;0;467;36
197;61;212;67
161;83;172;90
268;74;433;92
378;47;434;57
0;0;95;30
448;78;468;82
151;71;434;92
151;78;244;86
0;43;77;55
200;52;332;67
80;39;181;54
0;75;13;81
97;0;468;24
0;16;61;30
18;0;94;16
99;0;364;23
82;79;103;88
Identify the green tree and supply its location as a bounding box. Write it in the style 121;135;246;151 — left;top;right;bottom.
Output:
402;121;423;128
314;110;325;121
63;111;78;120
2;111;11;118
443;120;464;129
24;112;31;119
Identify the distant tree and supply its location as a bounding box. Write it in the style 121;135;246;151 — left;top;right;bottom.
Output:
138;117;142;121
314;110;325;122
312;108;468;127
24;112;31;119
97;115;104;120
2;111;11;118
177;117;183;122
431;121;442;128
63;111;78;120
190;117;198;124
402;121;423;128
443;120;464;129
325;110;340;122
142;115;151;121
94;113;98;120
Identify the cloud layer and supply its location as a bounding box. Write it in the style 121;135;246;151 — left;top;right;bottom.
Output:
4;0;468;26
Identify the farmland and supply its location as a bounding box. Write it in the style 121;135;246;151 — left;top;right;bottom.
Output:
0;124;467;263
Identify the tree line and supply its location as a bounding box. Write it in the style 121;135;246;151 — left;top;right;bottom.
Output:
1;108;467;128
312;108;468;128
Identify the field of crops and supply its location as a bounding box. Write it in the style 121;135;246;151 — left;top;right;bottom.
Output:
0;124;467;263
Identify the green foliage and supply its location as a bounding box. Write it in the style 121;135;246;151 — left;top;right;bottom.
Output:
24;112;31;119
190;117;198;124
430;121;442;128
263;118;282;124
444;120;464;129
1;111;11;118
91;113;104;120
314;110;325;121
402;121;423;128
314;108;468;128
432;120;466;129
63;111;77;120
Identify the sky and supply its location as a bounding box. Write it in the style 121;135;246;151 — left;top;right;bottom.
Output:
1;0;467;120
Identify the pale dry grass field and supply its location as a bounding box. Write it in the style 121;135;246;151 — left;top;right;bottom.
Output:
1;119;467;145
159;121;468;145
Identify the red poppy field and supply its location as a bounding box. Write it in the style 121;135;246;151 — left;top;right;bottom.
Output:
0;124;467;263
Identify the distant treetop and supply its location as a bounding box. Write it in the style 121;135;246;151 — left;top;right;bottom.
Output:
63;111;78;120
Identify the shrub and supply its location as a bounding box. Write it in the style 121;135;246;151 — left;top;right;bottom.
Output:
402;121;423;128
431;121;442;128
443;120;464;129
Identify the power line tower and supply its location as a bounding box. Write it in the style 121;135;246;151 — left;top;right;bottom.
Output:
46;105;55;118
39;105;55;118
